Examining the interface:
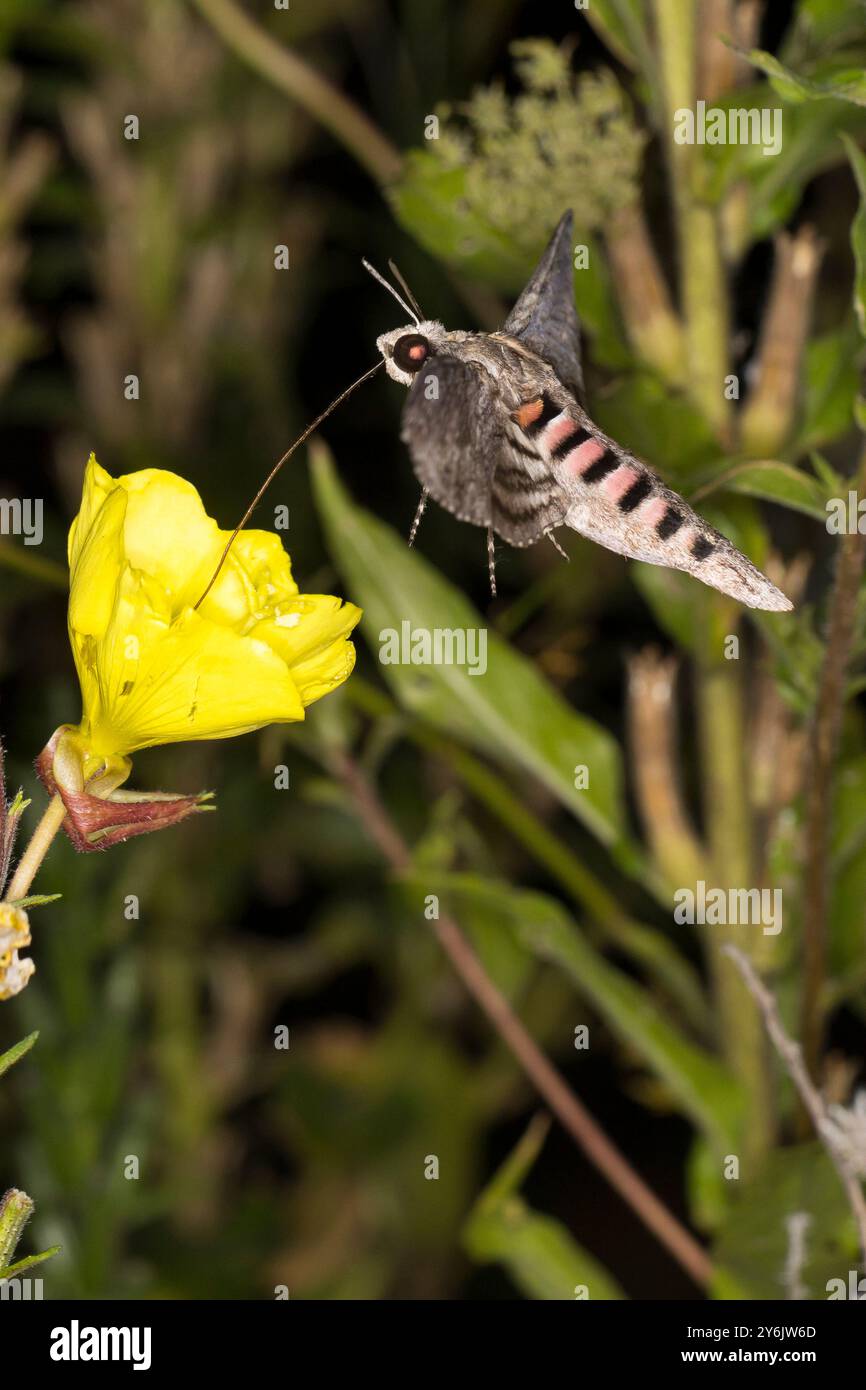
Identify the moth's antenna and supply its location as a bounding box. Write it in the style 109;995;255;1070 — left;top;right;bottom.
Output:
193;359;384;611
362;258;420;325
387;259;424;322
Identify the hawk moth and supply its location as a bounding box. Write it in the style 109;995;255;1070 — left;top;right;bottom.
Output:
372;211;791;611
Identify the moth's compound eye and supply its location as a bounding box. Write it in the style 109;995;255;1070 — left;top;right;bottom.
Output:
392;333;429;374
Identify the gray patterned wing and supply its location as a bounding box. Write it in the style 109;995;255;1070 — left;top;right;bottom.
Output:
402;355;496;527
401;354;568;543
503;210;583;403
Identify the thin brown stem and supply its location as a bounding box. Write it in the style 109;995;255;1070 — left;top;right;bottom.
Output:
801;446;866;1079
330;747;712;1290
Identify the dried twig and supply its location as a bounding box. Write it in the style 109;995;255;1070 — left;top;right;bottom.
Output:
783;1212;811;1301
740;227;824;456
724;945;866;1271
626;649;706;888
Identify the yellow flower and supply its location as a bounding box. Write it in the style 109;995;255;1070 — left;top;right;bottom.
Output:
67;454;361;764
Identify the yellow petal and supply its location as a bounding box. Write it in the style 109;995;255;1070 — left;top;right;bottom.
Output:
68;484;127;639
86;606;305;755
292;635;357;707
119;470;224;611
68;453;116;571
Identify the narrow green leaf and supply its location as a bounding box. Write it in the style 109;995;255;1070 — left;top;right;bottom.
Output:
739;48;866;106
466;1200;625;1300
798;325;863;451
312;445;629;851
0;1245;61;1280
464;1118;625;1299
694;460;828;520
0;1030;38;1078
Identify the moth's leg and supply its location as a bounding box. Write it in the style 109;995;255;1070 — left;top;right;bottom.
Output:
408;488;429;547
487;527;497;598
545;527;569;561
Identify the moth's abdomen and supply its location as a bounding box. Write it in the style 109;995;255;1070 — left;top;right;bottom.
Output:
512;395;792;612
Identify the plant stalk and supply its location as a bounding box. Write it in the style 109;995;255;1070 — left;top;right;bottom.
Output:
331;746;713;1289
5;793;66;902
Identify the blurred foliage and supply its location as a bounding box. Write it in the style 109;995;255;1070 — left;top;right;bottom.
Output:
0;0;865;1303
401;40;645;261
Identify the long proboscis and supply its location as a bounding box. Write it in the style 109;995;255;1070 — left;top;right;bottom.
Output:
193;359;384;611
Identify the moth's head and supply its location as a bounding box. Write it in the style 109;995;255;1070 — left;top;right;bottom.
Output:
376;321;445;387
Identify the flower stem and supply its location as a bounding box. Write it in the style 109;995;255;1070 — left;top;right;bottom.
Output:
653;0;731;440
5;794;66;902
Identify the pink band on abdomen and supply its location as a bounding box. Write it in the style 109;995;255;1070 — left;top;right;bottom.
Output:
604;465;640;502
561;437;605;475
542;413;578;453
640;496;669;526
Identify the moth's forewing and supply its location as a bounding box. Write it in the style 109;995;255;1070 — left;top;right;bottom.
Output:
502;209;584;403
401;355;499;528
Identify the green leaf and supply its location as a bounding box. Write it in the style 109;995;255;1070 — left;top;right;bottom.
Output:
0;1030;38;1078
0;1245;61;1279
739;47;866;106
10;893;61;908
712;1143;857;1300
426;873;743;1148
810;450;844;495
312;445;629;851
843;133;866;337
693;459;829;520
391;154;530;291
686;1134;732;1234
463;1117;625;1299
703;89;866;248
798;325;863;451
